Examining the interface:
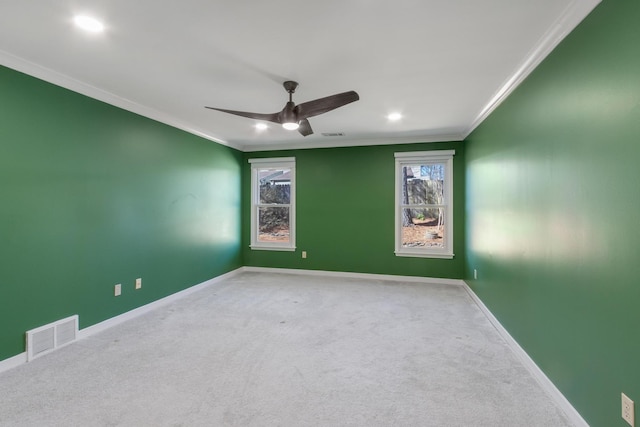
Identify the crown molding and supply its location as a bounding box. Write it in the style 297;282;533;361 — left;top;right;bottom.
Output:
0;48;458;153
0;49;244;152
1;0;600;153
240;132;465;152
463;0;601;139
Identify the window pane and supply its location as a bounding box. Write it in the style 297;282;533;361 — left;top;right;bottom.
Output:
258;206;290;243
402;164;445;206
259;168;291;204
401;208;445;248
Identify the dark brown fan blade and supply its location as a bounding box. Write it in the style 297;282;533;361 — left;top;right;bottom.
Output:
298;118;313;136
205;107;281;124
294;91;359;119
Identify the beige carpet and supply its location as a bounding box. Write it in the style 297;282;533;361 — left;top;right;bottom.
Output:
0;272;573;426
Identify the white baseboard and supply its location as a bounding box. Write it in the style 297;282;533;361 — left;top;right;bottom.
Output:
243;267;586;426
0;268;243;374
462;281;588;427
0;266;587;426
0;352;27;374
78;268;243;340
241;266;466;286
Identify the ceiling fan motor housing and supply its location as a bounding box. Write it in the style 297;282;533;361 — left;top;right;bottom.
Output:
205;80;358;137
283;80;299;94
281;101;297;122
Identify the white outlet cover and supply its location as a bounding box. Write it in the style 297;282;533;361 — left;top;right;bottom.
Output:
622;393;635;426
135;278;142;289
114;284;121;297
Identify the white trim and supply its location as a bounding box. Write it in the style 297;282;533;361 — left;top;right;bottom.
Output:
248;157;295;164
0;268;243;374
242;266;586;425
0;48;463;153
240;266;465;286
462;281;588;427
394;251;454;259
395;151;454;258
240;133;465;152
249;158;296;251
463;0;601;139
394;150;456;159
249;246;296;251
0;2;599;154
0;49;243;152
78;268;243;339
0;265;587;425
0;352;27;375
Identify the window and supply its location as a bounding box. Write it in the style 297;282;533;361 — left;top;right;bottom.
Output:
249;157;296;251
395;150;454;258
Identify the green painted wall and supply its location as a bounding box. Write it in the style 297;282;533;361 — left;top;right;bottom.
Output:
0;65;242;361
465;1;640;425
243;142;465;278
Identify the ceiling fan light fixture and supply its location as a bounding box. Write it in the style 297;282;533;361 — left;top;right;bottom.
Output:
205;81;359;137
282;122;300;130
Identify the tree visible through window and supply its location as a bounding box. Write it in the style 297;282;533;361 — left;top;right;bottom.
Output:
395;151;454;258
258;170;291;242
249;158;296;251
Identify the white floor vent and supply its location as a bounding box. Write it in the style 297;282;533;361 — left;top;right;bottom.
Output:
26;315;79;361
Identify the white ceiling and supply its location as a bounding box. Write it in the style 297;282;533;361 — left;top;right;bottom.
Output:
0;0;599;152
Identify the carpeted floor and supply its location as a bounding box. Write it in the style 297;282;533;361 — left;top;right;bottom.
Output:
0;272;573;426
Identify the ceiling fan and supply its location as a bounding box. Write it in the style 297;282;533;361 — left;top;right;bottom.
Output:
205;81;359;136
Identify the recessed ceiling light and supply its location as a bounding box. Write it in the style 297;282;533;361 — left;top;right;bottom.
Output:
74;15;105;33
255;123;268;130
387;112;402;121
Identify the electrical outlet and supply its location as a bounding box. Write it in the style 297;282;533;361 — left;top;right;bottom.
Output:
114;284;121;297
622;393;635;426
302;251;307;259
135;278;142;290
474;269;478;279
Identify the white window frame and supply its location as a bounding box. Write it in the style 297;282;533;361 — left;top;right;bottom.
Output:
394;150;454;259
249;157;296;251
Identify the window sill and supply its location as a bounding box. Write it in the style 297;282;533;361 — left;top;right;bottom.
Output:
394;251;454;259
250;245;296;252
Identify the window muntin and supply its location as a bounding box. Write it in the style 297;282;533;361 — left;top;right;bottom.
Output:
395;151;454;258
249;158;296;251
